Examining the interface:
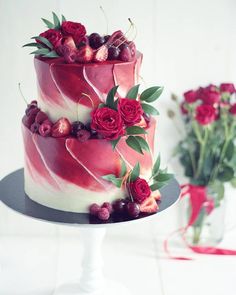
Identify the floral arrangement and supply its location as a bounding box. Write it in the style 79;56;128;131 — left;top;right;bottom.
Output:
23;12;138;63
170;83;236;244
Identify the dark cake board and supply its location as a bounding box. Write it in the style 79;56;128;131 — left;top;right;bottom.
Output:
0;169;180;227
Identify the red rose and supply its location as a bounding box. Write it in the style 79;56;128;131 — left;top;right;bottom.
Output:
129;178;151;204
195;104;217;125
198;86;220;105
229;103;236;115
91;107;125;140
118;98;143;126
220;83;235;94
61;21;86;45
39;29;62;48
184;90;198;103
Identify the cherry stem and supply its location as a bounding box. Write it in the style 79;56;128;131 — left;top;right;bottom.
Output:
100;6;109;35
126;172;134;202
18;83;28;105
81;92;95;109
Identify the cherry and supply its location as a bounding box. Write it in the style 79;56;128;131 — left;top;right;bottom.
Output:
108;46;120;60
112;199;126;213
71;121;85;136
89;33;105;49
126;202;140;218
119;44;132;62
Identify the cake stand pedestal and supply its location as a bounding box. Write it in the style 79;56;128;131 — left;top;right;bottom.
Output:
0;169;180;295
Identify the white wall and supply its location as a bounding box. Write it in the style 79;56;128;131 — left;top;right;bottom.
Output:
0;0;236;235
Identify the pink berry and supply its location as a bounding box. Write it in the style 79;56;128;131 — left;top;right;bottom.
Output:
30;122;40;133
76;129;91;142
102;202;113;214
98;208;110;221
39;121;52;137
89;203;101;216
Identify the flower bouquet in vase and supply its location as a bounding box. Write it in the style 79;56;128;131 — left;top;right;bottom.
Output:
171;83;236;246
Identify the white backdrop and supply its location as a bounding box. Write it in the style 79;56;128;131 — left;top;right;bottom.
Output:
0;0;236;236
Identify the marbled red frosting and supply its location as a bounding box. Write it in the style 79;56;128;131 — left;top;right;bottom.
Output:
35;53;142;123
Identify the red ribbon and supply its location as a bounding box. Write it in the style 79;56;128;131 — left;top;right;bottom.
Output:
164;184;236;260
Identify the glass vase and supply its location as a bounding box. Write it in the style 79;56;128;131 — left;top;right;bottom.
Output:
184;184;226;247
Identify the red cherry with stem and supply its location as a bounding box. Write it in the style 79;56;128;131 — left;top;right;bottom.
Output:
112;199;126;213
71;121;85;136
89;33;105;49
108;46;120;60
126;202;140;218
76;129;91;142
119;44;132;62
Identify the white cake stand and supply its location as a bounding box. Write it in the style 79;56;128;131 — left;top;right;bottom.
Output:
0;169;180;295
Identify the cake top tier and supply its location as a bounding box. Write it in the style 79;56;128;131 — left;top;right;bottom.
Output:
23;12;138;65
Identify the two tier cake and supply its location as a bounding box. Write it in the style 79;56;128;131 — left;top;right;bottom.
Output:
22;12;172;220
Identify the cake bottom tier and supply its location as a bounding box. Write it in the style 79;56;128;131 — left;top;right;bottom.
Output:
22;119;156;213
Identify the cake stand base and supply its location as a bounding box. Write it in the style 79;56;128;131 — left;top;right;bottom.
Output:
54;280;130;295
53;227;131;295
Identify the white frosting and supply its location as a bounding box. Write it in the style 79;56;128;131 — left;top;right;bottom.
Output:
24;168;123;213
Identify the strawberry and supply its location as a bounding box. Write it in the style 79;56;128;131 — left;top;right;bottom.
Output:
51;118;71;138
76;45;93;63
140;196;158;213
93;45;108;62
152;190;161;201
62;36;77;51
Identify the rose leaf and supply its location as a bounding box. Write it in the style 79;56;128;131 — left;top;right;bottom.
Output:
140;86;164;102
130;162;140;182
141;103;160;115
126;84;140;99
126;126;147;135
126;136;143;154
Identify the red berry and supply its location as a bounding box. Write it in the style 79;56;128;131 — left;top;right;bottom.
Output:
71;121;85;136
112;199;126;213
39;121;52;137
89;203;101;216
119;44;132;62
35;111;48;124
126;202;140;218
140;197;158;213
22;107;40;128
98;208;110;221
76;129;91;142
93;45;108;62
62;36;77;51
76;45;94;63
108;46;120;60
104;35;110;43
51;118;71;138
30;122;40;133
89;33;105;49
102;202;113;214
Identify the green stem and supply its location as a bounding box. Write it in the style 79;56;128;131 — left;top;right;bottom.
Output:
195;128;208;178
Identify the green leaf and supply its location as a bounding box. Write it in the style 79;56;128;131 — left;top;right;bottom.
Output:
130;162;140;182
126;84;140;99
152;154;161;178
140;86;164;102
150;182;167;191
111;137;121;150
126;126;147;135
30;48;50;55
120;159;127;177
52;12;61;29
218;166;234;182
102;174;123;188
126;136;143;154
44;50;60;58
61;14;67;22
22;42;42;48
32;36;53;49
141;103;159;115
230;177;236;188
106;85;119;109
225;140;234;161
135;136;150;152
154;173;173;182
41;18;55;29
